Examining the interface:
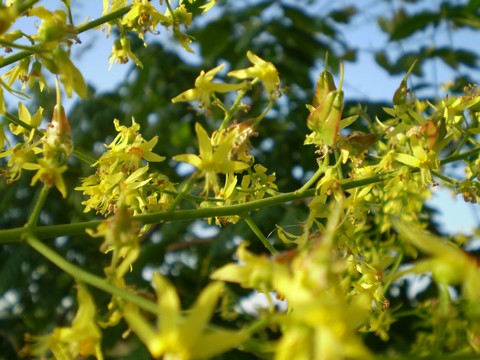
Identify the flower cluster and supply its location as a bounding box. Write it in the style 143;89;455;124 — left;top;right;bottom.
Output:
0;101;72;197
212;236;375;359
106;0;209;58
76;118;174;216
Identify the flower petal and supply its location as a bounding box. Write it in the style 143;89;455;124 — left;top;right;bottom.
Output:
192;330;248;359
172;154;203;169
180;282;224;348
195;123;213;162
152;274;180;334
171;88;198;103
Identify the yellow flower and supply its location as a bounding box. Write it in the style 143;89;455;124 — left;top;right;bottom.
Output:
394;221;480;298
9;102;43;140
109;36;143;69
110;118;165;164
123;274;248;359
172;64;247;109
275;295;372;360
31;284;104;360
29;158;68;197
228;51;281;99
122;0;170;42
0;142;41;182
173;123;250;194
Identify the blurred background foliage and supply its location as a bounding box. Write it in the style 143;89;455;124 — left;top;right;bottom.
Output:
0;0;479;358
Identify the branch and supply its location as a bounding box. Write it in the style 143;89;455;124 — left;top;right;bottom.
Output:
0;172;389;243
243;214;278;254
76;6;132;34
0;5;132;69
1;146;479;244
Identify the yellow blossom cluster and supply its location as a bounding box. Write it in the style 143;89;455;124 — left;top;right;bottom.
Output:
76;118;174;215
0;98;72;198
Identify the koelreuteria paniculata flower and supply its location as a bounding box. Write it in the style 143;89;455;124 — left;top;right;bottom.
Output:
75;118;173;215
123;274;248;359
1;87;72;197
31;284;104;360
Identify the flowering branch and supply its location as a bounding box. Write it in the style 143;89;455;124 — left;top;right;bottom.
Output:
2;145;479;245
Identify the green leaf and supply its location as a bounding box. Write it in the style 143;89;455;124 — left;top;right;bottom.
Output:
329;6;357;24
429;48;478;69
390;11;439;41
282;4;332;35
339;114;358;129
375;51;394;73
193;19;233;62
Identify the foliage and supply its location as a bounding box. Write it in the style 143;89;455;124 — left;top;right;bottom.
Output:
1;0;480;359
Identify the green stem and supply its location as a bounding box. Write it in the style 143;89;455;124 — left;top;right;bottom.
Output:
162;190;225;203
220;89;247;130
296;167;323;194
452;132;470;156
26;184;50;229
0;39;47;53
333;150;344;180
243;214;277;254
77;6;132;34
4;111;40;134
440;146;480;165
338;61;344;91
211;94;230;122
0;50;33;69
431;170;458;186
55;77;62;108
252;100;273;128
167;171;199;213
295;155;329;194
26;234;161;315
61;0;75;26
16;0;39;14
164;0;176;23
72;149;95;164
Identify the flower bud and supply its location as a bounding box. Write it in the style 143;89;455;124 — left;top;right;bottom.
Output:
312;69;336;108
37;18;77;43
307;89;344;146
0;6;17;35
393;60;417;106
45;104;72;161
2;29;22;42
